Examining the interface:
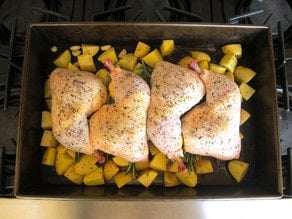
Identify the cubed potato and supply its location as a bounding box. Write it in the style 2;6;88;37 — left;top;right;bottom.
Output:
194;157;214;174
222;43;242;59
41;111;52;129
167;160;179;172
133;62;143;75
198;60;209;70
55;149;75;175
209;63;226;74
77;54;96;72
104;160;120;181
160;39;175;57
40;130;58;147
83;167;105;186
175;169;197;187
177;56;195;68
240;108;251;125
219;54;238;73
66;149;76;159
137;169;158;188
134;41;151;58
82;44;100;56
113;171;133;188
96;68;111;86
118;54;138;72
97;47;118;64
118;49;127;58
44;78;51;99
101;44;112;51
108;81;114;98
68;62;80;71
234;65;256;84
74;154;98;175
64;165;84;185
148;141;160;156
45;99;52;111
225;71;235;81
53;49;71;68
135;160;150;171
112;156;129;167
239;82;256;101
164;172;179;187
149;153;167;171
42;147;57;166
142;49;163;68
191;51;211;62
228;160;249;183
240;132;244;140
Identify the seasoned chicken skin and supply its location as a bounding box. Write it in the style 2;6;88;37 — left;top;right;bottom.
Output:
147;61;205;171
50;68;107;155
89;60;150;162
182;69;241;160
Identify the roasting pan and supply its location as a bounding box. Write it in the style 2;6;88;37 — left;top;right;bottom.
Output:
15;22;282;199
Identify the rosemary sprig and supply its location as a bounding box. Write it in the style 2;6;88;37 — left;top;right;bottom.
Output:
126;162;137;179
137;61;152;84
184;152;198;172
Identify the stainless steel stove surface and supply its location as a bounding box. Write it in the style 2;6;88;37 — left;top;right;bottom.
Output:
0;0;291;200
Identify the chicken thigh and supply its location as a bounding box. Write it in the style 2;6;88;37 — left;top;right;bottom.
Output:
182;69;241;160
89;59;150;162
50;68;107;157
147;61;205;172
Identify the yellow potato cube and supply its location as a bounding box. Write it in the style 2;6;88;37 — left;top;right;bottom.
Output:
194;157;214;174
66;149;76;159
239;82;256;101
44;78;51;99
55;150;75;175
160;39;175;57
240;108;251;125
74;154;98;175
64;165;84;185
228;160;249;183
225;71;235;81
68;62;80;71
118;49;127;58
77;54;96;72
209;63;226;74
240;132;244;140
113;171;133;188
142;49;163;68
198;60;209;70
177;56;195;68
164;172;178;187
104;160;119;181
40;130;58;147
118;54;138;72
41;147;57;166
112;156;129;167
83;167;105;186
97;47;118;64
234;65;256;84
191;51;211;62
53;49;71;68
219;53;238;73
108;81;114;98
82;44;100;56
41;111;52;129
135;160;150;171
175;169;197;187
45;99;52;111
167;160;179;172
133;62;143;75
134;41;151;58
222;43;242;59
137;169;158;188
149;153;167;171
96;68;111;86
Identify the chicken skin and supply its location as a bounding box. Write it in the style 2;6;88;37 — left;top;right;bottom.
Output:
147;61;205;172
50;68;107;156
89;59;150;162
182;69;241;160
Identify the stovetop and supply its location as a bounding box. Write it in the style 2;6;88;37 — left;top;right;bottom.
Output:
0;0;291;197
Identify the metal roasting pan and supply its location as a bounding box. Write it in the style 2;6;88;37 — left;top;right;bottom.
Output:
15;22;282;199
